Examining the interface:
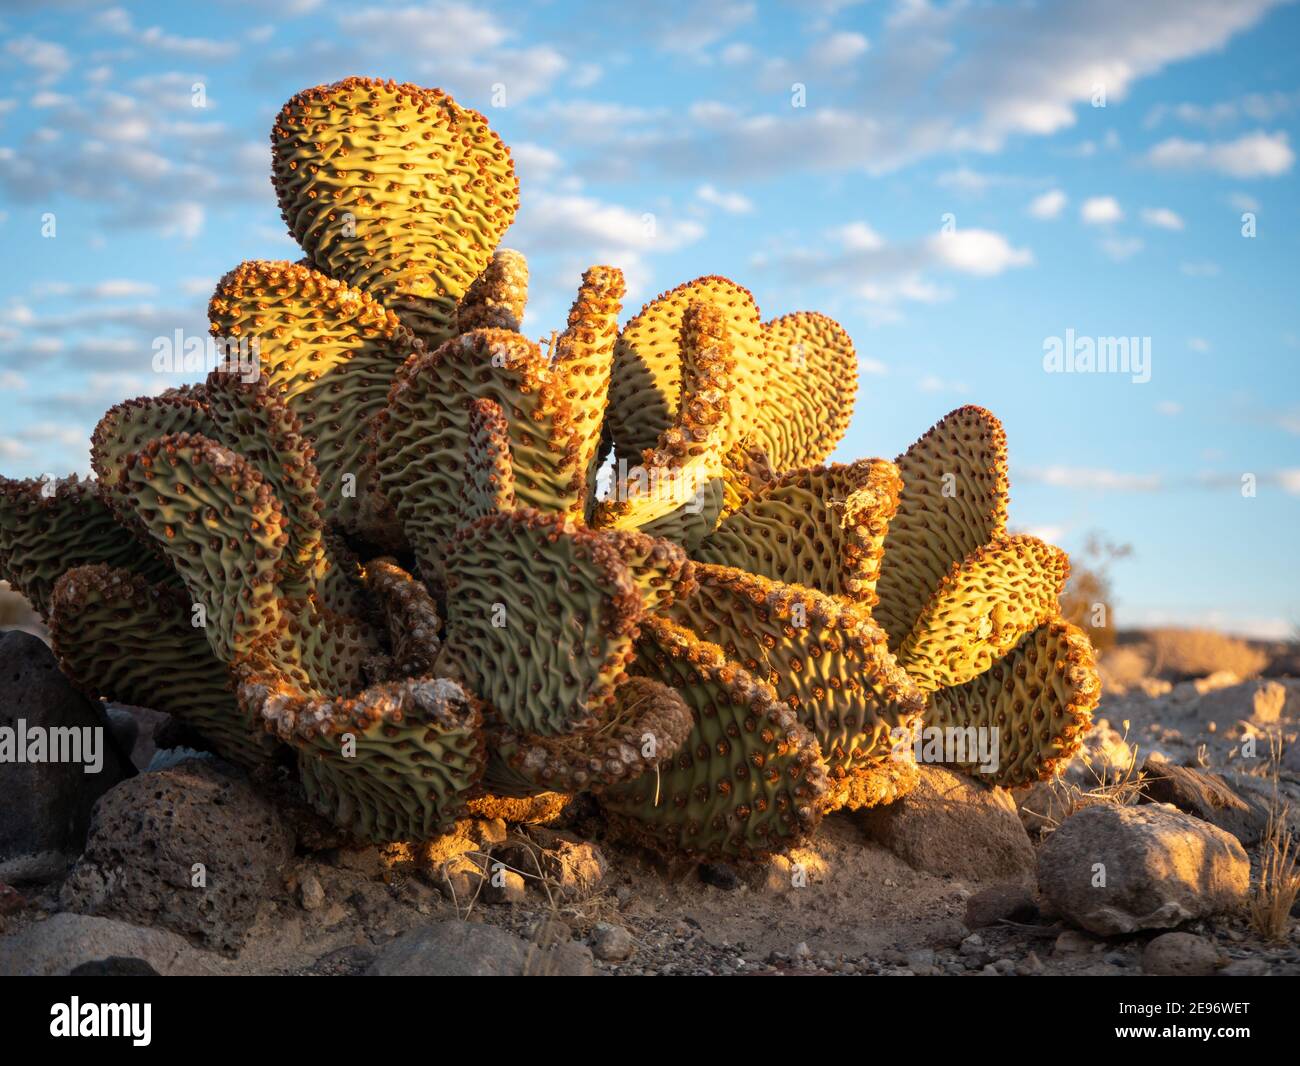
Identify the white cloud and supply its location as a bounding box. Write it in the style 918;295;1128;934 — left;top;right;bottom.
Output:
1021;465;1162;492
1188;337;1211;352
1140;206;1184;230
1099;236;1144;261
1156;400;1182;415
928;229;1033;275
696;184;754;214
808;31;870;67
1146;130;1294;177
4;37;71;85
1027;189;1067;219
918;374;968;393
1081;196;1123;224
1180;260;1221;277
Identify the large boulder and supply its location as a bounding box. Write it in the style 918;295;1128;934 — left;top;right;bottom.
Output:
855;766;1036;881
0;912;222;976
367;920;594;976
60;758;292;952
0;631;133;882
1037;803;1250;936
1190;679;1288;725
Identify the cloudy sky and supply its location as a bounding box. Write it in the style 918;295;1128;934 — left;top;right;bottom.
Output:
0;0;1297;637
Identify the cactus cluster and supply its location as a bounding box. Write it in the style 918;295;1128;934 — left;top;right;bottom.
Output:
0;78;1100;860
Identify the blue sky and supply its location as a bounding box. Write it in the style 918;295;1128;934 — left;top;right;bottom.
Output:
0;0;1297;637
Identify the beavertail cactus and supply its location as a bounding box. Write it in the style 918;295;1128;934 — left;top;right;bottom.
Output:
0;77;1099;862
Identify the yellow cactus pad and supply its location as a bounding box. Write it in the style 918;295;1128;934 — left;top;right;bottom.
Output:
207;260;414;523
90;387;217;490
460;397;517;524
874;405;1010;646
50;564;278;768
594;300;733;547
693;458;901;601
554;265;625;517
601;616;828;860
437;509;642;736
895;534;1070;693
606;276;764;458
753;312;858;470
271;77;518;346
926;618;1100;786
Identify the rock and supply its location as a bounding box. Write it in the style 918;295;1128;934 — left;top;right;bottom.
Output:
1037;803;1250;936
699;863;741;890
105;705;171;770
0;912;221;976
59;758;293;953
0;631;133;882
965;882;1038;928
855;766;1035;881
1283;742;1300;776
591;922;635;961
906;948;936;969
367;920;593;976
68;956;161;976
1139;754;1271;846
1142;932;1225;976
431;854;486;902
481;863;526;904
1016;951;1045;974
0;882;25;916
299;872;325;911
539;834;607;898
1220;958;1269;976
1017;779;1073;837
1193;680;1287;725
1052;930;1096;956
104;707;139;764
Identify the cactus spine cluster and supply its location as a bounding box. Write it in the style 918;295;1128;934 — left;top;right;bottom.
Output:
0;78;1099;860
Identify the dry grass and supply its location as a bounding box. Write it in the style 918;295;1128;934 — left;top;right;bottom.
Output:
1248;738;1300;942
1142;627;1269;680
1020;723;1146;835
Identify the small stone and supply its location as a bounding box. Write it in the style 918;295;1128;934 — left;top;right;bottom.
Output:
980;963;1000;976
906;948;935;968
1220;958;1268;976
482;866;526;904
793;941;811;958
434;855;486;902
1053;930;1095;956
1016;951;1045;975
993;957;1016;974
299;872;325;911
0;882;25;916
1142;932;1225;977
591;922;634;961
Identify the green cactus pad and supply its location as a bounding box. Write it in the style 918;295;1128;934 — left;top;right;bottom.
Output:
457;248;530;332
606;276;764;459
664;564;924;789
90;387;218;489
234;654;486;841
437;509;641;736
875;405;1009;647
753;312;858;471
595;529;695;615
49;565;277;767
926;618;1100;786
0;475;173;617
693;459;901;602
895;534;1069;693
460;397;517;524
593;301;732;547
362;556;442;678
207;259;414;523
372;329;574;577
271;78;518;347
601;616;828;860
497;676;694;793
118;432;288;663
554;266;625;517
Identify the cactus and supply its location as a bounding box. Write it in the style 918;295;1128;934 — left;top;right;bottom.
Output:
0;77;1098;861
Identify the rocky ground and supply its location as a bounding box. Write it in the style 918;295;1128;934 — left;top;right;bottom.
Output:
1;625;1298;977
